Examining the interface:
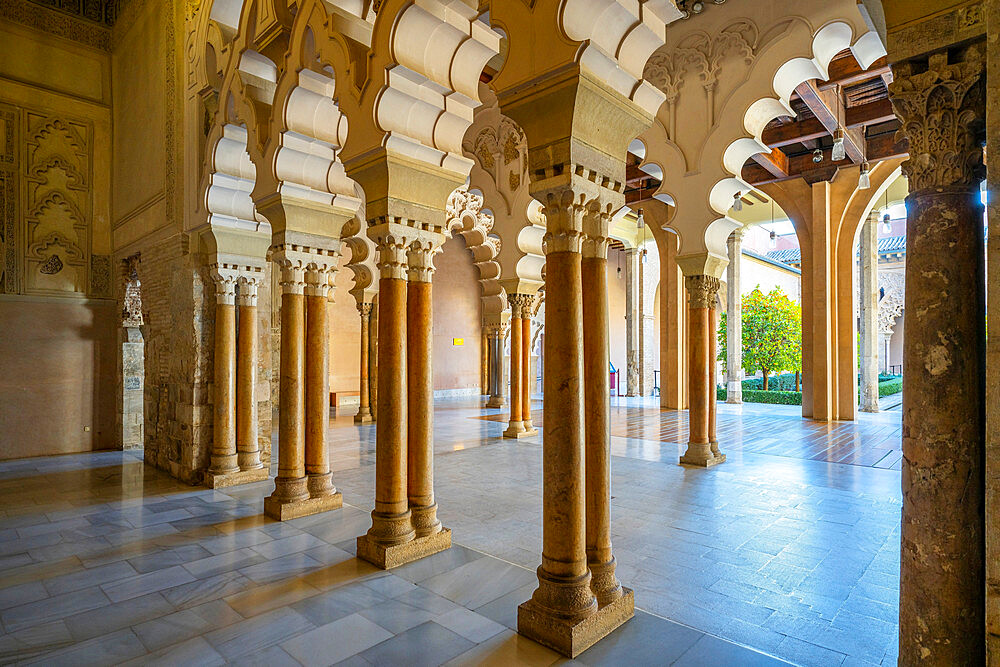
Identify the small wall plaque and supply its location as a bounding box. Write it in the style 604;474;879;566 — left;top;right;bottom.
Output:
453;338;464;346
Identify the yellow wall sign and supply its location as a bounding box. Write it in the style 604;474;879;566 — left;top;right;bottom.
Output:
453;338;464;346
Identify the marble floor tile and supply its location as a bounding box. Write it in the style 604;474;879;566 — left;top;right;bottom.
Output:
359;621;475;667
121;635;226;667
204;606;315;660
1;586;110;634
132;599;244;651
434;607;506;643
100;564;195;603
281;612;393;666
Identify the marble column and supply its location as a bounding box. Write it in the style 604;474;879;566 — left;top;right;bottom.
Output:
581;219;624;608
209;268;238;478
680;275;725;467
519;199;598;638
624;247;640;396
265;258;310;517
236;275;264;472
481;330;490;396
725;230;743;404
859;212;880;413
486;324;507;408
406;243;444;539
521;311;536;433
890;48;986;664
504;295;530;438
355;302;374;424
708;305;721;458
304;264;339;506
369;300;378;422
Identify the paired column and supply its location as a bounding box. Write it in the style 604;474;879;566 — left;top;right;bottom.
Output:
481;330;489;396
725;230;743;404
858;212;880;413
207;266;269;487
518;196;633;657
357;228;451;569
504;294;536;438
889;48;986;664
581;218;624;608
679;275;725;467
486;324;507;408
355;302;374;423
521;313;535;431
265;252;342;520
624;247;640;396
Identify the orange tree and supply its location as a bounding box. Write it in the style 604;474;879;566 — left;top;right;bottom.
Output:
718;286;802;390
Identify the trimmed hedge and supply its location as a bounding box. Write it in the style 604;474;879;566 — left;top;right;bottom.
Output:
878;378;903;397
741;373;799;392
717;387;803;405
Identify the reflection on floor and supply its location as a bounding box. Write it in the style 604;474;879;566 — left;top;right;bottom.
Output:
0;397;900;666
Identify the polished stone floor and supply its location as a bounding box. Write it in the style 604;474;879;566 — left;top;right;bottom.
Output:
0;397;901;666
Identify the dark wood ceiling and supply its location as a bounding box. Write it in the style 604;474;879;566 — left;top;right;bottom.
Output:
626;49;905;205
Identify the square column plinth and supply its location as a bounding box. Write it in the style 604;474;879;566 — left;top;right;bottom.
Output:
263;492;343;521
357;528;452;570
204;467;269;489
518;587;635;657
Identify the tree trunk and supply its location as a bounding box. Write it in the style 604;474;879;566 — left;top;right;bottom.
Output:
795;371;800;392
763;370;769;391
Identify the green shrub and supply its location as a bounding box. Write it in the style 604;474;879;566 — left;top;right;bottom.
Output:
716;386;802;405
741;373;798;392
878;378;903;397
878;373;899;382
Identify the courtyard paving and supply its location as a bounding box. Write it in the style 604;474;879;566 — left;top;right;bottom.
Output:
0;397;900;665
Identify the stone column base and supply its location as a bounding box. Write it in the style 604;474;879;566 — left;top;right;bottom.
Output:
264;491;343;521
204;467;269;489
354;411;374;424
486;397;506;408
504;421;530;439
679;444;726;467
517;587;634;658
357;527;452;570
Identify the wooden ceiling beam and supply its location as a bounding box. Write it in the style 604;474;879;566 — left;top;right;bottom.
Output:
796;80;865;163
817;56;891;91
742;132;907;186
750;147;789;180
845;98;897;128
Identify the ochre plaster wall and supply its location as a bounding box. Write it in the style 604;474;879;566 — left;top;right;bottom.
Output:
432;235;482;392
738;254;802;303
0;19;116;459
0;299;117;458
329;253;361;395
607;246;627;393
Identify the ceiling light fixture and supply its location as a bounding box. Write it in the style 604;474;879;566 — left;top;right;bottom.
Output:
831;132;846;162
812;148;824;163
858;162;871;190
769;230;777;249
691;1;704;13
732;192;743;212
881;190;892;234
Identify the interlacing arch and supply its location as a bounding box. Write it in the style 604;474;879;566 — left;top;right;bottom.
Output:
445;187;503;317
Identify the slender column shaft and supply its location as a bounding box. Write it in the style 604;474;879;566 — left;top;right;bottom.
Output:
582;252;622;607
530;238;596;621
859;213;880;412
367;275;413;545
211;299;238;474
272;286;308;502
481;331;489;395
407;279;440;536
680;275;722;466
624;248;640;396
487;326;507;408
521;315;533;429
305;283;334;497
505;297;525;436
369;303;378;421
356;303;373;423
708;305;719;453
236;297;262;470
725;231;743;404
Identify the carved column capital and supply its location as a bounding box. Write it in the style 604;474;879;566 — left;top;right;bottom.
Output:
582;209;612;259
508;293;535;319
889;47;986;193
358;302;374;317
236;270;266;307
685;275;721;309
210;264;240;305
407;239;442;283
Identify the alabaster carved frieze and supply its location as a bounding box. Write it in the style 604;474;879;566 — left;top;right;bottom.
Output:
685;275;721;309
889;47;986;193
878;271;905;336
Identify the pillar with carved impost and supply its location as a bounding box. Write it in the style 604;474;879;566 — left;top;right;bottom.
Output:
355;302;375;424
406;239;447;543
725;230;744;404
205;265;240;486
231;271;268;484
303;256;342;511
679;274;725;467
581;208;624;610
486;322;508;408
264;251;311;519
504;294;533;438
889;46;986;664
521;302;537;434
356;223;451;569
